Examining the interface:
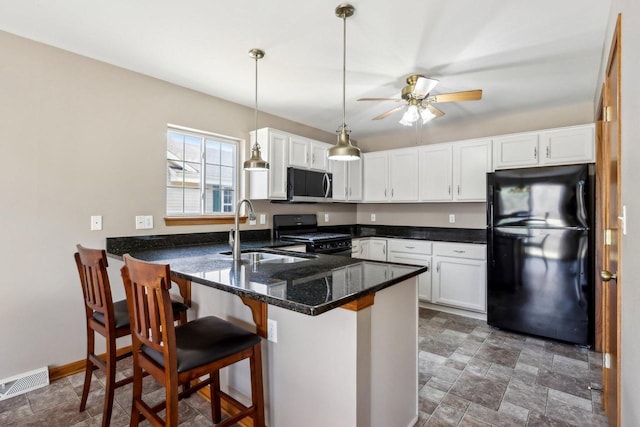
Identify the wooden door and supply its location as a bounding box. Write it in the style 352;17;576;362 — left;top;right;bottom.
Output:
601;14;622;427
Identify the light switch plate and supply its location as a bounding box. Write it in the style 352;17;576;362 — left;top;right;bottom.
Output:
371;213;376;222
90;215;102;231
324;213;329;222
449;214;455;224
135;216;145;229
267;319;278;343
144;215;153;229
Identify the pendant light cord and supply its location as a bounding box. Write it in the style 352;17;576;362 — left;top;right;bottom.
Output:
254;55;260;149
341;12;347;130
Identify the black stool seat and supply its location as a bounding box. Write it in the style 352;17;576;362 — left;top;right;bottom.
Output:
93;299;189;329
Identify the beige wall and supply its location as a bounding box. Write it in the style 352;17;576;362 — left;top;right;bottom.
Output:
357;101;594;152
357;203;486;229
599;3;640;426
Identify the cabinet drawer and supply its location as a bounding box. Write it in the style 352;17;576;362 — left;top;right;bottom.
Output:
433;242;486;260
387;239;432;255
388;253;430;266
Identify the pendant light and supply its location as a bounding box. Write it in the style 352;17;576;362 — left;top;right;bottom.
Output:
328;3;361;161
244;48;269;171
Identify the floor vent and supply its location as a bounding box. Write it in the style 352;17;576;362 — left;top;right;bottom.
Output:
0;367;49;401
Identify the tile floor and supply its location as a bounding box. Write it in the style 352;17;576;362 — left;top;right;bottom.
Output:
415;308;608;427
0;308;608;426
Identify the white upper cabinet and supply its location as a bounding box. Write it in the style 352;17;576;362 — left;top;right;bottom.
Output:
363;149;418;202
248;128;289;200
389;148;419;202
493;132;539;169
454;139;493;202
330;158;362;202
494;123;595;169
363;152;390;202
417;139;491;202
539;124;595;165
289;136;331;171
419;144;453;202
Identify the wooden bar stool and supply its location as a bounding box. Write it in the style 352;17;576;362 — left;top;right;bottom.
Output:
121;254;265;427
74;245;189;427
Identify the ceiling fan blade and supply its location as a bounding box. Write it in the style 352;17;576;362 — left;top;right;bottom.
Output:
357;97;403;102
426;104;445;117
428;89;482;103
412;76;439;98
373;105;406;120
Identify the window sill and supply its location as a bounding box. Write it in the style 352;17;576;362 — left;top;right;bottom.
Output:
164;215;247;226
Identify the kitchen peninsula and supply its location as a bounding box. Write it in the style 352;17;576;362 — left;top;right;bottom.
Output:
107;232;426;427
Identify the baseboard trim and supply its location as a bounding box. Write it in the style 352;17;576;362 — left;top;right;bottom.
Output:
49;346;133;381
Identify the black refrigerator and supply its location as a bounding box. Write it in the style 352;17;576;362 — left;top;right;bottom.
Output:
487;164;594;346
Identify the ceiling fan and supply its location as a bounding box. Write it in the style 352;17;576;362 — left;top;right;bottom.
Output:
358;74;482;126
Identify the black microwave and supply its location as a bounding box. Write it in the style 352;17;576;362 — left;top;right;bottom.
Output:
286;167;332;202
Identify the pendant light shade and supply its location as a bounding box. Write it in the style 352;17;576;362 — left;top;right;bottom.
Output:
328;3;360;162
244;48;269;171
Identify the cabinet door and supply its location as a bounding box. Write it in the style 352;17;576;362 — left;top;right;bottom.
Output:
454;139;492;202
493;133;539;169
368;238;387;261
418;144;453;202
432;256;487;312
310;142;329;171
347;158;363;201
289;136;310;168
389;148;419;202
329;160;347;201
540;124;595;165
268;131;289;199
363;152;389;202
248;129;288;200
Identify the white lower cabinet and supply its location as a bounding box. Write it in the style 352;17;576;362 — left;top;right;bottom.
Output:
432;242;487;313
387;239;432;302
367;238;388;261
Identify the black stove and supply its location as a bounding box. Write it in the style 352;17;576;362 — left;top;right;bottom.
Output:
273;214;352;255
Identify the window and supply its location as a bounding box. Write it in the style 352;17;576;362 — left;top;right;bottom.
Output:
166;126;238;216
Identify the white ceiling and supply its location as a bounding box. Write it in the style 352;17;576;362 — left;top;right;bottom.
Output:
0;1;610;139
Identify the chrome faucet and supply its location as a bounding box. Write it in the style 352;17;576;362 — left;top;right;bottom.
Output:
230;198;256;261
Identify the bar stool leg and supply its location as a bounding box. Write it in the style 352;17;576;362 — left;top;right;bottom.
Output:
79;328;94;412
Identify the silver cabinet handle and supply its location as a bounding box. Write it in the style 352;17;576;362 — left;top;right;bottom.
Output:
436;262;440;273
448;185;451;195
546;146;550;158
349;187;352;197
426;261;430;272
534;147;537;159
405;246;415;249
392;188;394;197
453;250;466;253
384;188;387;197
457;185;460;195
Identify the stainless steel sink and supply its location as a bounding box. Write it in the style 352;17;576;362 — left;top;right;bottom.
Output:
219;250;313;264
242;251;309;264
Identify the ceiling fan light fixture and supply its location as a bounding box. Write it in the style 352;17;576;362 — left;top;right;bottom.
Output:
243;48;269;171
420;107;437;124
399;104;420;126
328;3;361;162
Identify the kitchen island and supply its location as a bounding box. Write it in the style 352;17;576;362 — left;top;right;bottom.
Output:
107;236;425;427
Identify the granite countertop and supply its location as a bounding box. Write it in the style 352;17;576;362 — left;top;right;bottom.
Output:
107;234;426;316
105;224;483;315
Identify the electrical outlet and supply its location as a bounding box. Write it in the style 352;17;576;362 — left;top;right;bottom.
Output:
144;215;153;229
449;214;456;224
259;214;266;225
324;213;330;222
371;213;376;222
267;319;278;343
135;216;145;229
90;215;102;231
